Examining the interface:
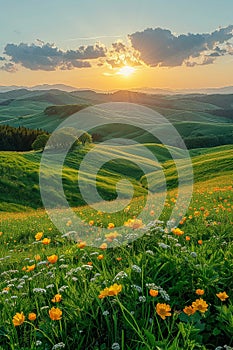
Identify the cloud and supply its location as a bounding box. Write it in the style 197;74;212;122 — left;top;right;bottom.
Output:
2;42;106;71
104;40;141;68
0;62;17;72
129;25;233;67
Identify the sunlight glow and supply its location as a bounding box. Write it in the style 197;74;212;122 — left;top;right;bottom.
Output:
117;65;136;77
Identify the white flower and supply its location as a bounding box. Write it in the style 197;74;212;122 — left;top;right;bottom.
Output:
112;343;120;350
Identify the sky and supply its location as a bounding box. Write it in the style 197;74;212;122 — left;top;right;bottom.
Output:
0;0;233;90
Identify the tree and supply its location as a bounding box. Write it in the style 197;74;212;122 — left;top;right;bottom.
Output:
32;134;50;151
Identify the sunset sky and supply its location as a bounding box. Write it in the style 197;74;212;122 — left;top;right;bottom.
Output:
0;0;233;90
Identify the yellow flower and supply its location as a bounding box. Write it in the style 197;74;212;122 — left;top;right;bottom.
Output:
51;294;62;303
26;264;36;272
108;222;115;229
124;218;144;229
156;303;172;320
105;231;120;242
34;254;41;261
216;291;229;301
89;220;94;226
149;289;159;297
100;243;107;250
47;254;58;264
183;306;196;316
98;284;122;299
42;238;51;245
66;220;72;227
196;289;205;296
12;312;25;326
28;313;37;321
171;228;184;236
97;254;104;260
35;232;43;241
49;307;62;320
77;241;86;249
192;298;208;313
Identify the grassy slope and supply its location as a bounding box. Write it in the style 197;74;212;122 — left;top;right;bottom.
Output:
0;144;232;212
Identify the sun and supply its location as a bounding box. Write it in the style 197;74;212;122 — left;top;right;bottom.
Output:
117;65;136;77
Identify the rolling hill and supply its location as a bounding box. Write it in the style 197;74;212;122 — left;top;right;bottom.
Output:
0;144;232;212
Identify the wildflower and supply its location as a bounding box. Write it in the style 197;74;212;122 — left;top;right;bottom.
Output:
99;284;122;299
52;294;62;303
77;241;86;249
216;291;229;301
26;264;36;272
132;265;141;273
105;231;120;242
185;236;191;241
171;228;184;236
139;296;146;302
124;218;144;229
112;343;120;350
52;343;65;350
100;243;107;250
116;257;122;261
108;222;115;229
196;289;205;296
47;255;58;264
42;238;51;245
149;289;159;297
192;298;208;313
156;303;172;320
89;220;94;226
35;232;43;241
66;220;72;227
87;262;93;266
49;307;62;320
12;312;25;326
198;240;203;245
183;306;196;316
28;313;37;321
97;254;104;260
34;254;41;261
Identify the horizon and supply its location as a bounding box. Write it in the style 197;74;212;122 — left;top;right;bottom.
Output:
0;0;233;90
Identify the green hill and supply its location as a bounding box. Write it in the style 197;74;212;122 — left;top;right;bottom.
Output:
0;144;232;212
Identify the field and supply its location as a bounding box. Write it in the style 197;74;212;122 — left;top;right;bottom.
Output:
0;90;233;349
0;173;233;349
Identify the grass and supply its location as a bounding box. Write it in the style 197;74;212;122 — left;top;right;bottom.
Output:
0;175;232;349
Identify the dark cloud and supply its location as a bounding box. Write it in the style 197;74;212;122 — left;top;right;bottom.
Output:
0;62;17;72
105;40;141;68
2;42;106;71
129;25;233;67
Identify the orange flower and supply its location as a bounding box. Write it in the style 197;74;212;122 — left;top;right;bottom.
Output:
34;254;41;261
108;222;115;229
47;254;58;264
51;294;62;303
89;220;94;226
105;231;120;242
97;254;104;260
100;243;107;250
26;264;36;272
185;236;191;241
12;312;25;326
124;218;144;229
87;261;93;266
35;232;43;241
183;306;196;316
171;228;184;236
116;257;122;261
42;238;51;245
192;298;208;313
216;291;229;301
196;289;205;296
149;289;159;297
66;220;72;227
77;241;86;249
156;303;172;320
98;284;122;299
49;307;62;321
28;313;37;321
198;240;203;245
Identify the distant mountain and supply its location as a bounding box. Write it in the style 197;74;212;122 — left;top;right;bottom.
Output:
1;84;233;94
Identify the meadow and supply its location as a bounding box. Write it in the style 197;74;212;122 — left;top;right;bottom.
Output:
0;174;232;350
